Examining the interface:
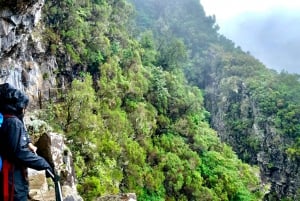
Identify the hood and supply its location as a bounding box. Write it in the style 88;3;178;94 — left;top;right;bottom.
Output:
0;83;29;115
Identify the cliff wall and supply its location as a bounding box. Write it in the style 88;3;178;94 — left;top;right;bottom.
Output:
203;62;300;200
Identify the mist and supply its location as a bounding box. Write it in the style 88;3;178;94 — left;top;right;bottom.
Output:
219;9;300;74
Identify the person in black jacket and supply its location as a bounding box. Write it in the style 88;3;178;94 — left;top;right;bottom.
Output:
0;83;53;201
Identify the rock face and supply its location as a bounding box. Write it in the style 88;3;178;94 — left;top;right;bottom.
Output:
96;193;137;201
0;0;57;107
203;69;300;200
28;132;82;201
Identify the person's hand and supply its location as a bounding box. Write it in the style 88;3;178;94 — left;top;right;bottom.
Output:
46;168;54;179
28;143;37;154
46;168;60;182
46;162;55;178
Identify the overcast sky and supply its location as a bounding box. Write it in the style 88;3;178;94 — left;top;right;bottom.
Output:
201;0;300;74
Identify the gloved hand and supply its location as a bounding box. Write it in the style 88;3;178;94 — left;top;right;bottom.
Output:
45;161;55;177
53;172;60;182
45;163;55;179
46;169;60;182
46;168;55;179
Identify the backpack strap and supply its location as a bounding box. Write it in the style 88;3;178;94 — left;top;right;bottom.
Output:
1;114;17;201
2;159;14;201
3;114;16;119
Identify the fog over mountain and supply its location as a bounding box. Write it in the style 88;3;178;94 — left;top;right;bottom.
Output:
219;10;300;74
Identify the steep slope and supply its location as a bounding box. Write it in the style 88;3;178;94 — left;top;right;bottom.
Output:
39;0;264;200
130;0;300;200
202;49;300;201
5;0;298;200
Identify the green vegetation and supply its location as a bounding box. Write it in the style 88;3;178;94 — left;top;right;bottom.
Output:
44;73;263;200
131;0;300;192
40;0;300;200
127;1;300;200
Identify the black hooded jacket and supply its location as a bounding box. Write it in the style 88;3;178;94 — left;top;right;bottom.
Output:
0;83;52;171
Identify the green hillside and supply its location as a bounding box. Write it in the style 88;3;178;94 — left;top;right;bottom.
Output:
130;1;300;200
39;0;300;200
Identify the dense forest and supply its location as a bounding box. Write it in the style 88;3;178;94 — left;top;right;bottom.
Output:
39;0;300;200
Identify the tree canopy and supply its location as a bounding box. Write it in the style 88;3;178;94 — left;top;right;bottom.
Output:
39;0;300;200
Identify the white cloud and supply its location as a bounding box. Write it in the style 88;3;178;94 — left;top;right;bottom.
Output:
200;0;300;74
201;0;300;21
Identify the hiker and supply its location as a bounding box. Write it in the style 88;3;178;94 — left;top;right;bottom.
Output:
0;83;53;201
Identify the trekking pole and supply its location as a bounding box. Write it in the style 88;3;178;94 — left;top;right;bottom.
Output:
46;169;63;201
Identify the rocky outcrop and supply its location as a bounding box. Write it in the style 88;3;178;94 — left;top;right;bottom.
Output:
96;193;137;201
0;0;43;56
27;132;82;201
0;0;57;107
24;113;82;201
204;71;300;200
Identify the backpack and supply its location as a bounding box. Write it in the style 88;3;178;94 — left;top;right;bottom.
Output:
0;112;3;172
0;83;11;173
